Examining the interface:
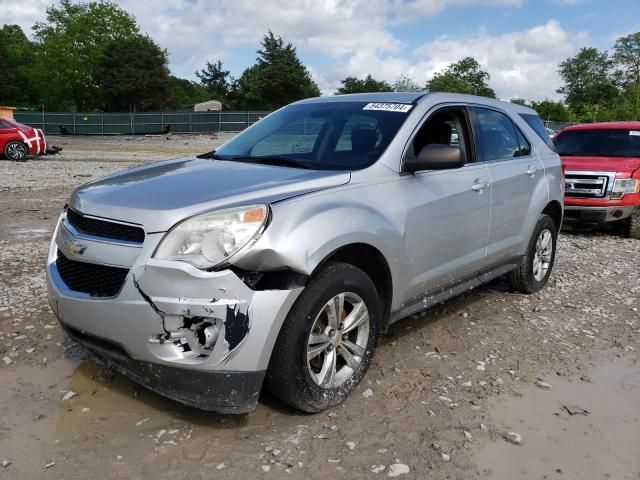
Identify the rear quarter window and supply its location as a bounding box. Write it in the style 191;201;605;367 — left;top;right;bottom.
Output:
519;113;556;152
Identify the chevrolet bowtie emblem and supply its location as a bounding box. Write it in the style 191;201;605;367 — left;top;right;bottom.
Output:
65;240;87;255
61;227;87;255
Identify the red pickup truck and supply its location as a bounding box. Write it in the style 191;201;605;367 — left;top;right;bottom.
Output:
553;122;640;239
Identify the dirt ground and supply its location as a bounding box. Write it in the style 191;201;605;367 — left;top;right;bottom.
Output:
1;135;639;480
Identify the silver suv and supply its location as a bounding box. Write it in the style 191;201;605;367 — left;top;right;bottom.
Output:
47;93;563;413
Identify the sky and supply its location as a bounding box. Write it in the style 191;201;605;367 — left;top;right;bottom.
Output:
2;0;639;100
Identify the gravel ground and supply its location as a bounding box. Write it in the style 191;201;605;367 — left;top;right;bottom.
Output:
0;135;638;479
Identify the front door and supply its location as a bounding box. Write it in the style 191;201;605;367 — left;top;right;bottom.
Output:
401;106;491;301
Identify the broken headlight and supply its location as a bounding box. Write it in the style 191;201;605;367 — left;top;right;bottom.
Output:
154;205;268;269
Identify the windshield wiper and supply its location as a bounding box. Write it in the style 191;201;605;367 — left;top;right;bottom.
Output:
196;150;233;160
226;155;312;169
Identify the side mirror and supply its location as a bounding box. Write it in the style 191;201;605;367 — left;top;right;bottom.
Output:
405;144;465;173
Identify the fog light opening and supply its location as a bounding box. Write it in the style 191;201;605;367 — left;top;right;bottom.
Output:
195;322;220;349
158;316;223;357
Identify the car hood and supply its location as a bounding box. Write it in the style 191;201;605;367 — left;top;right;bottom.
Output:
561;155;640;175
70;157;350;232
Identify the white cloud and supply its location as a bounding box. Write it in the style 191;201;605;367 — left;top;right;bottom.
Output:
413;20;588;100
392;0;522;21
0;0;50;33
0;1;587;100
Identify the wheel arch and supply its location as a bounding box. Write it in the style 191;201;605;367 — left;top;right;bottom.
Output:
542;200;563;232
311;242;393;328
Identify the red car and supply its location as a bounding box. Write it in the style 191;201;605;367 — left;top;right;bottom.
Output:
553;121;640;238
0;117;47;161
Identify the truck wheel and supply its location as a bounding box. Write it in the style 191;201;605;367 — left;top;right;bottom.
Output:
266;262;380;413
628;212;640;240
4;141;27;161
508;214;557;294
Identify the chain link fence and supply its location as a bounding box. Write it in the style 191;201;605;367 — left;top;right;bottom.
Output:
13;111;271;135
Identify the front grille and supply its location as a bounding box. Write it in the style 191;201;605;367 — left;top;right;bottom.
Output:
56;250;129;297
565;173;610;199
66;209;145;243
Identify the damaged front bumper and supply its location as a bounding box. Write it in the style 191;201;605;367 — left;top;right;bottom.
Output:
46;216;303;413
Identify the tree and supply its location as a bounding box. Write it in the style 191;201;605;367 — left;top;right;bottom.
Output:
612;32;640;120
509;98;573;122
426;57;496;98
232;31;320;109
530;100;573;122
167;77;210;109
196;60;231;101
95;35;171;111
393;75;422;92
0;25;34;106
613;32;640;86
31;0;139;110
509;98;529;106
335;74;393;94
557;47;619;120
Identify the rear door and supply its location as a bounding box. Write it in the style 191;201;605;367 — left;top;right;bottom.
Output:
470;107;545;263
401;105;491;301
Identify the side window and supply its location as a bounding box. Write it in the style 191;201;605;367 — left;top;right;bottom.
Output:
515;127;531;157
411;108;470;162
520;113;556;151
473;107;520;161
0;120;14;130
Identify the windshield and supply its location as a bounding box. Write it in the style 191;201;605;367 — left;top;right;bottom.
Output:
553;129;640;158
214;101;413;170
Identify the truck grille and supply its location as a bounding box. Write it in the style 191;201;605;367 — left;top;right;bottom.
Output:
56;250;129;297
564;172;612;199
66;209;145;243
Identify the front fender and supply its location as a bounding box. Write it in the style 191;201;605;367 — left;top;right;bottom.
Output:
230;182;406;296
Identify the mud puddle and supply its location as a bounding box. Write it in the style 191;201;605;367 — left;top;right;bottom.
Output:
473;354;640;479
0;351;304;478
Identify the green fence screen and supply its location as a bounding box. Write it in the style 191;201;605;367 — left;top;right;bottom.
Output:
13;111;271;135
14;111;572;136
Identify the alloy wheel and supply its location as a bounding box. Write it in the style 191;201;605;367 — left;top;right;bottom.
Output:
306;292;370;389
533;228;553;281
6;143;27;160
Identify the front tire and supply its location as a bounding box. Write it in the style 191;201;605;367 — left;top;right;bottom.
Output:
266;262;380;413
508;214;557;294
4;141;28;161
627;211;640;240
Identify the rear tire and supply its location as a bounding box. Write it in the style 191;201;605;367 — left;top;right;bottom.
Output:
508;214;557;294
266;262;380;413
4;141;27;161
627;212;640;240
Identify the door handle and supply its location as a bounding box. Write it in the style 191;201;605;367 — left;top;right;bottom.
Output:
471;181;489;192
526;166;537;176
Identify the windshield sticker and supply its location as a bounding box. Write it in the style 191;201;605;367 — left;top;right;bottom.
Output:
363;103;413;113
630;130;640;136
